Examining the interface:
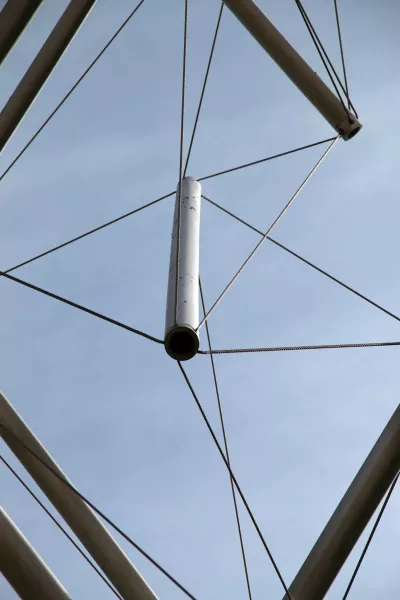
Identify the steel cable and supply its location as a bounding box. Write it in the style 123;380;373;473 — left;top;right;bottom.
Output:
199;279;253;600
197;137;338;330
0;455;123;600
183;3;224;176
0;269;163;345
294;0;356;119
202;193;400;328
177;363;293;599
0;425;198;600
342;473;399;599
333;0;351;111
1;192;174;277
0;138;334;283
0;0;147;182
198;137;336;182
198;341;400;355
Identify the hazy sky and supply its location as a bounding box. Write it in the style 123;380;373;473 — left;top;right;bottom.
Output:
1;1;400;598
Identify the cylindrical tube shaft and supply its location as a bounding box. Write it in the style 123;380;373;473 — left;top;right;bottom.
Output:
284;403;400;600
0;507;72;600
165;177;201;361
0;0;96;152
222;0;361;140
0;392;158;600
0;0;44;65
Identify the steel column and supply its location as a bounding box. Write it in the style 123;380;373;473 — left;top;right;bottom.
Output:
0;0;96;152
0;506;72;600
165;177;201;361
283;403;400;599
222;0;361;140
0;391;159;600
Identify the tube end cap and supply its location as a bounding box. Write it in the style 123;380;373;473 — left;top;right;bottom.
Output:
338;114;362;141
164;325;199;361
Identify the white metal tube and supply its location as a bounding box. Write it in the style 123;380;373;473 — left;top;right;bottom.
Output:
0;507;72;600
222;0;362;140
283;403;400;600
165;177;201;361
0;392;159;600
0;0;96;152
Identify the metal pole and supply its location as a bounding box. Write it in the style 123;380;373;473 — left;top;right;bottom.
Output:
0;0;44;65
283;403;400;600
165;177;201;361
0;506;72;600
0;0;96;152
0;392;159;600
222;0;362;140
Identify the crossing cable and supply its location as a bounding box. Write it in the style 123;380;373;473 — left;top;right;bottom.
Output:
199;279;253;600
177;362;293;599
342;472;399;599
0;0;147;182
333;0;351;111
183;3;224;176
0;425;198;600
0;269;163;345
0;136;334;289
3;261;397;355
293;0;352;115
293;0;357;118
0;137;333;281
201;194;400;328
198;341;400;355
0;454;123;600
2;183;399;352
197;137;339;330
198;137;336;182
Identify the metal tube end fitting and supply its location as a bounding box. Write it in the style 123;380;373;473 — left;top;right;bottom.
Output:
338;114;362;141
164;325;199;361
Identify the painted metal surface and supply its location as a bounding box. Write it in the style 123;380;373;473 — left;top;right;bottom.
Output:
223;0;361;140
0;507;72;600
165;177;201;360
283;402;400;600
0;391;159;600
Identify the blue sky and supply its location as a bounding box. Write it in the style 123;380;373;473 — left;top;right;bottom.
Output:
1;0;400;598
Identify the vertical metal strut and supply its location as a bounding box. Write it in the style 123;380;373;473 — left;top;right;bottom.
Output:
165;177;201;361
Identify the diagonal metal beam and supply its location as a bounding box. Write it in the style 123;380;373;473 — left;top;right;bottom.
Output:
0;391;159;600
0;0;44;65
222;0;361;140
0;506;72;600
0;0;96;152
283;402;400;600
